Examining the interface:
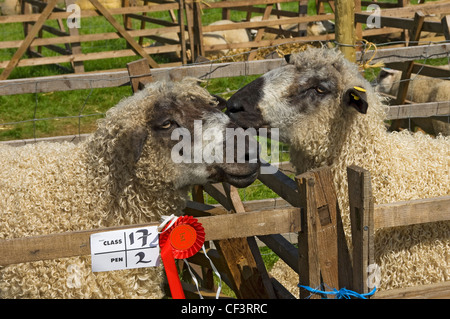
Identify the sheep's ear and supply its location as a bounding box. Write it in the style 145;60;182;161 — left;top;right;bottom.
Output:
212;94;227;112
344;86;368;114
130;127;149;163
284;54;292;63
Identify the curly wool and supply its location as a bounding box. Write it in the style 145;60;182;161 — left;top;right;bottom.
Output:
269;48;450;295
0;79;217;298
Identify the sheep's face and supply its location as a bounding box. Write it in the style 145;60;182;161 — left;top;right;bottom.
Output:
226;48;369;143
375;68;400;96
127;82;260;190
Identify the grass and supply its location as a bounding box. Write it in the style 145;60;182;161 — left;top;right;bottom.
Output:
0;0;444;140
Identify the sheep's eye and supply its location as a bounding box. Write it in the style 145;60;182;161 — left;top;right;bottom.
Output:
315;86;327;94
160;120;172;129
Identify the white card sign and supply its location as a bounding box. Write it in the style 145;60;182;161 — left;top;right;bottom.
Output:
90;226;160;272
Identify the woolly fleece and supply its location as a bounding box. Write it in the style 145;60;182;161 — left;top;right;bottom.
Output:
262;48;449;294
0;79;224;298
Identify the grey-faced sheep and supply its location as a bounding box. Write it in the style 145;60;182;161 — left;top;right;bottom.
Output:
0;78;259;298
376;67;450;136
226;47;450;294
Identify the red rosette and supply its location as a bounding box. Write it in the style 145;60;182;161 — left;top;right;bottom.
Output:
159;216;205;299
159;215;205;259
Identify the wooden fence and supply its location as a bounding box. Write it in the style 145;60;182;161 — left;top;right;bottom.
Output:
3;0;450;79
0;0;450;299
0;157;449;299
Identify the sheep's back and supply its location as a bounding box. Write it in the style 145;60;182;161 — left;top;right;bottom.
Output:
0;142;165;298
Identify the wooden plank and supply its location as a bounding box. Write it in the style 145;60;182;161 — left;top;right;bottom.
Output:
126;14;179;27
0;207;300;266
41;24;70;37
88;0;160;69
194;1;205;58
184;0;196;62
374;281;450;299
224;184;277;299
386;101;450;120
0;134;90;146
374;196;450;230
395;11;425;105
0;0;59;80
355;13;442;33
65;0;84;73
257;162;300;207
296;172;321;299
2;52;450;98
204;182;275;298
198;0;303;10
0;26;183;50
357;43;450;64
257;234;299;273
385;62;450;80
177;0;187;65
0;4;181;23
127;58;153;93
347;166;375;295
442;15;450;41
183;200;228;217
0;44;184;69
309;167;339;291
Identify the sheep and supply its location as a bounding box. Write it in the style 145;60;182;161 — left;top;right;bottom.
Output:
226;47;450;294
376;67;450;136
207;20;252;45
0;0;19;15
0;78;260;298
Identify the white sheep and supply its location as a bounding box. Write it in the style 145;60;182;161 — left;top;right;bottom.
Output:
0;78;259;298
376;67;450;136
226;47;450;294
207;20;252;44
0;0;20;15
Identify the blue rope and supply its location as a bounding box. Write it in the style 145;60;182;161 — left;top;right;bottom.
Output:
298;284;377;299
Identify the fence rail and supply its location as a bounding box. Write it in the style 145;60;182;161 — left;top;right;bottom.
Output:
2;0;450;78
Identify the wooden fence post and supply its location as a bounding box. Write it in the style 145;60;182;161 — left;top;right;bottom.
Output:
296;172;321;299
65;0;85;73
126;59;153;93
335;0;356;63
310;167;352;291
394;11;425;106
296;167;353;298
347;166;375;295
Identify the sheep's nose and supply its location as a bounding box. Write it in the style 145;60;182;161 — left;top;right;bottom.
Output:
226;99;245;115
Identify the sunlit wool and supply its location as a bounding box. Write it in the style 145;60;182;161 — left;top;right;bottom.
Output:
265;48;450;295
0;79;219;298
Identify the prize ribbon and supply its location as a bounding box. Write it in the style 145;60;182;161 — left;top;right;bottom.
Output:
159;215;205;299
